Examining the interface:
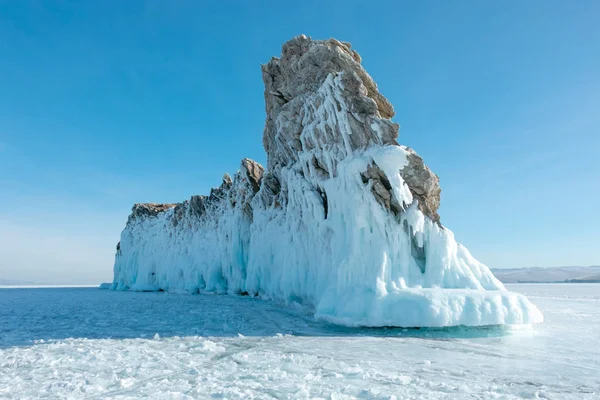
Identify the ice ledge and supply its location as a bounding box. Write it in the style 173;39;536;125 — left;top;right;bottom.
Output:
316;289;544;328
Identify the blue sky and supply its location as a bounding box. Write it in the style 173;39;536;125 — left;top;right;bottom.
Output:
0;1;598;284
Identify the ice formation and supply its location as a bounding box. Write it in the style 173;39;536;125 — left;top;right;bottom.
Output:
110;35;543;327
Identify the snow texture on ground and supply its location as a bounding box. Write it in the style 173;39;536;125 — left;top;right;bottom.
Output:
0;285;597;399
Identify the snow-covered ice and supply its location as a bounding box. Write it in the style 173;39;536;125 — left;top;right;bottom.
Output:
0;285;597;399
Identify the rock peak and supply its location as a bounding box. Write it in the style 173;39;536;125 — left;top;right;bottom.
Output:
262;36;397;173
261;35;440;221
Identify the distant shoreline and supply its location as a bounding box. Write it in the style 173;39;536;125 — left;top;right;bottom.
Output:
506;280;600;284
492;266;600;284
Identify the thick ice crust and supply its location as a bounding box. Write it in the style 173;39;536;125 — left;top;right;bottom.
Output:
112;145;542;326
317;289;543;327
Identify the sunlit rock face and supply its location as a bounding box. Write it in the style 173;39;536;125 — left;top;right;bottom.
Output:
260;36;442;222
111;35;543;328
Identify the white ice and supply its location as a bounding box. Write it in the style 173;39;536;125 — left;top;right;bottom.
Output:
0;285;596;399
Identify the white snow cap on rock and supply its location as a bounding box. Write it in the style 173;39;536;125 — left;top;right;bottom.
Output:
111;35;543;327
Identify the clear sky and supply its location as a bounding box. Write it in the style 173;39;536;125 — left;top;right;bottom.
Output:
0;1;598;284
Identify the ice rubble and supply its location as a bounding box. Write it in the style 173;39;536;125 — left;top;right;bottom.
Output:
111;35;542;327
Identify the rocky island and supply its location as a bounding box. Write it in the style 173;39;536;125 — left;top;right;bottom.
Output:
109;35;543;327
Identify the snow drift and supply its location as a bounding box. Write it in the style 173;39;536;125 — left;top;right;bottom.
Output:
110;35;543;327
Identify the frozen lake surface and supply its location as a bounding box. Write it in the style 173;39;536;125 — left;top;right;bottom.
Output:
0;284;598;399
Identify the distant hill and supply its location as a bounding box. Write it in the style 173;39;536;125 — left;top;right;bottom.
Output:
0;279;36;286
565;273;600;283
492;266;600;283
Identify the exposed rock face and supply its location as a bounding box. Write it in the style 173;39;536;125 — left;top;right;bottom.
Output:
361;162;404;216
401;149;441;223
241;158;264;193
130;203;177;219
260;35;440;222
262;36;399;171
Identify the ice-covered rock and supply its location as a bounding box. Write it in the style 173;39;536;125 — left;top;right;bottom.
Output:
110;35;543;327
